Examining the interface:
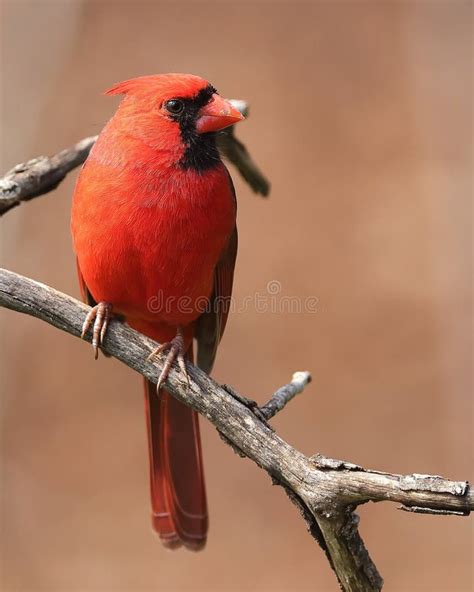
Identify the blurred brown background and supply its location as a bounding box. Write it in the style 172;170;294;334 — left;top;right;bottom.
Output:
1;1;472;591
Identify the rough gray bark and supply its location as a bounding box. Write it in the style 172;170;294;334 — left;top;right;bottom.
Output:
1;267;472;592
0;136;96;215
260;371;312;419
0;100;269;216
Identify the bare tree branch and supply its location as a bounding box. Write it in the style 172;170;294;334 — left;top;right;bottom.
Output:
260;370;312;420
0;136;96;215
218;125;270;196
317;512;383;592
0;100;269;216
1;267;472;592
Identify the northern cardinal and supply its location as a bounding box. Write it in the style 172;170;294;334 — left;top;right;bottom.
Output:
71;74;244;550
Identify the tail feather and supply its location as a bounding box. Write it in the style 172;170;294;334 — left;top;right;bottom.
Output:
144;376;208;550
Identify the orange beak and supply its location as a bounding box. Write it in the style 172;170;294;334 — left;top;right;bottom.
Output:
196;94;244;134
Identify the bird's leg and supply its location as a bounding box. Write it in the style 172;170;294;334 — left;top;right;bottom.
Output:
81;302;113;360
147;326;190;392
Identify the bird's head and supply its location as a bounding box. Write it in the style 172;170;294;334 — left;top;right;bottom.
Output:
104;73;244;170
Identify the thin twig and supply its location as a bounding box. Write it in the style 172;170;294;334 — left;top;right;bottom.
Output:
0;136;96;215
1;267;472;592
260;371;312;420
217;125;270;196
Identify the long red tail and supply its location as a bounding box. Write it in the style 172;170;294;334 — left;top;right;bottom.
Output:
144;378;208;550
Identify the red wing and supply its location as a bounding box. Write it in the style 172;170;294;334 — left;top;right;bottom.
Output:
196;226;238;374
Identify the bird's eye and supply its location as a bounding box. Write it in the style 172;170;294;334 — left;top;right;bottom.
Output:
165;99;185;115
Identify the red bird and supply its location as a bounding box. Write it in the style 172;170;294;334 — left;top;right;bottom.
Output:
71;74;243;550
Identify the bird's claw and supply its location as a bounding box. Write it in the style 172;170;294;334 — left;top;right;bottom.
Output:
147;327;190;392
81;302;113;359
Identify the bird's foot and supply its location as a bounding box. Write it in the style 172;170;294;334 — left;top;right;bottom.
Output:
81;302;113;360
147;327;190;392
